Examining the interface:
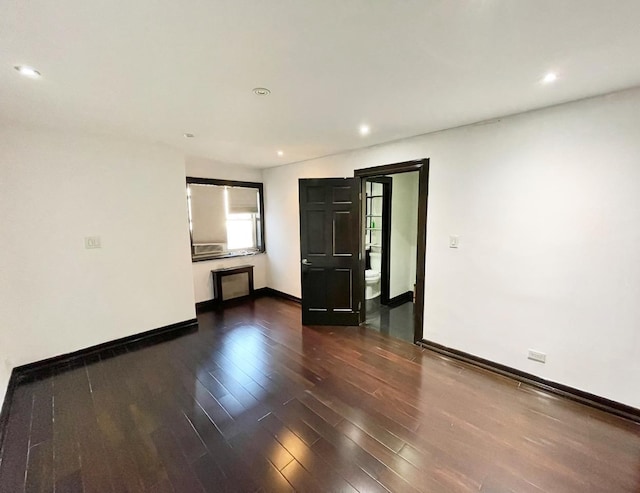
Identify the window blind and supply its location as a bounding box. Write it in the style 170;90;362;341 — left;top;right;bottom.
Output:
189;184;227;243
227;187;259;214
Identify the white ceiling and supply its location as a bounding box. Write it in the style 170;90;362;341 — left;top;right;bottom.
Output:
2;1;640;168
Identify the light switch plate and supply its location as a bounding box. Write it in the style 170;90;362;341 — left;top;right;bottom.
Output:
449;235;459;248
85;236;101;249
528;349;546;363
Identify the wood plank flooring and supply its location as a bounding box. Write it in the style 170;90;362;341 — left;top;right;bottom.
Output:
1;296;639;492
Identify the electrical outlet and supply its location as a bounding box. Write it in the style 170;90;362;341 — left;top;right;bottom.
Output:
449;235;459;248
85;236;101;249
528;349;546;363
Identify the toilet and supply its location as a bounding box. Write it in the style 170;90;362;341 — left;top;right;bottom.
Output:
365;269;381;299
365;251;382;300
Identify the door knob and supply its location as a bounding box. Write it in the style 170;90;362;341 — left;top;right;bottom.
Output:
301;258;312;265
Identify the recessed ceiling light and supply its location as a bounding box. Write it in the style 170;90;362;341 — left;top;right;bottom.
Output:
183;133;195;138
359;124;370;136
542;72;558;84
277;150;284;157
14;65;41;79
253;87;271;96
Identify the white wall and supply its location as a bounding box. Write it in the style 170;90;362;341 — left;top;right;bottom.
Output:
389;172;419;298
263;88;640;408
185;157;267;302
0;123;196;404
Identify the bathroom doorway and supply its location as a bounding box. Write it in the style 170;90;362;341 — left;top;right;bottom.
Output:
364;177;392;303
355;159;429;343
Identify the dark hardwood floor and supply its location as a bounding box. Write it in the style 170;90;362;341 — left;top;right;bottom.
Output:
1;296;639;492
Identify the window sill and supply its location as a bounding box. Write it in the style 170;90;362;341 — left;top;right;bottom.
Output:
192;249;265;263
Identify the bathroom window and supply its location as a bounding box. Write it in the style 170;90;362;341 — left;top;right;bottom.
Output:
186;177;265;261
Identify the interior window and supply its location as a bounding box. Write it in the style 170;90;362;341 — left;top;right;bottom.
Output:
186;177;265;261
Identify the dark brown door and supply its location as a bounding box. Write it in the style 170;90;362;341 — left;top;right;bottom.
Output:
299;178;362;325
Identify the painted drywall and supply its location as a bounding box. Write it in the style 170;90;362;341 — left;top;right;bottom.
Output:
185;157;267;302
389;172;419;299
0;368;9;414
263;88;640;408
0;123;196;405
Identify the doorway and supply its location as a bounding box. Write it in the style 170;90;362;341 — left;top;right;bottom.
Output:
355;159;429;343
364;177;392;304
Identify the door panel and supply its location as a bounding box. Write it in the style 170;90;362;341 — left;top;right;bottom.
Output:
305;210;326;256
332;186;352;203
306;269;328;312
332;211;352;255
299;178;361;325
331;269;352;310
305;185;326;204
